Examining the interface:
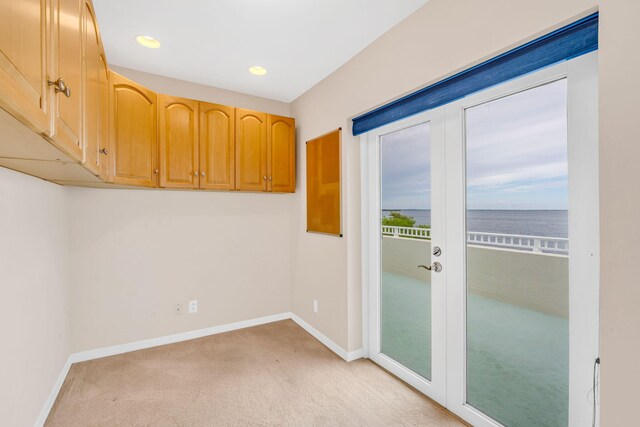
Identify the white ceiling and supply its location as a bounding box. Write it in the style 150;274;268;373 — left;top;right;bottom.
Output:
93;0;428;102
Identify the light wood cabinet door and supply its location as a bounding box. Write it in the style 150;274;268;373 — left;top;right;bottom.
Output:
267;115;295;193
235;108;266;191
82;0;100;175
51;0;83;160
0;0;50;134
158;95;199;189
109;71;157;187
98;53;109;181
199;103;235;190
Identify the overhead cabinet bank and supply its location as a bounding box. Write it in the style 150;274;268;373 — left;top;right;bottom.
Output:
0;0;295;193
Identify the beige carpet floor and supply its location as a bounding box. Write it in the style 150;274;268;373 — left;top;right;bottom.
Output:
46;320;467;426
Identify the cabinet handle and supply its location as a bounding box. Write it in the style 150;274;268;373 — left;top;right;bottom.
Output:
48;78;71;98
154;168;159;174
263;176;267;181
194;171;199;177
268;176;272;181
200;171;205;177
99;148;108;155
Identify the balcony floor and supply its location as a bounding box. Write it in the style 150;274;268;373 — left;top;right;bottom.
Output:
381;271;569;427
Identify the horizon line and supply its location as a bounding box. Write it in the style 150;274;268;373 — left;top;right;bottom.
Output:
382;208;569;211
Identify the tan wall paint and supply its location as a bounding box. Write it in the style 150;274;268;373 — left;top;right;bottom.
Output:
110;66;291;117
0;167;70;426
68;188;294;352
599;0;640;425
291;0;597;354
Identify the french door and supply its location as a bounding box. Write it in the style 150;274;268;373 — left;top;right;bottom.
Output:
362;52;599;427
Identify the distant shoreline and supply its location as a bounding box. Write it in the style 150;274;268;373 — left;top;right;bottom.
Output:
381;209;568;238
383;209;568;211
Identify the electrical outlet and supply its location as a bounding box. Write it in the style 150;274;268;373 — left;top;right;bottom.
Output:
313;299;318;313
175;303;183;316
188;300;198;314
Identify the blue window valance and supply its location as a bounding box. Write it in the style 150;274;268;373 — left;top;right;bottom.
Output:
352;12;598;136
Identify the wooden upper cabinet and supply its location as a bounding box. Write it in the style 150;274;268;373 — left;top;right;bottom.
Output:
109;71;157;187
267;115;295;193
0;0;50;134
158;95;199;189
97;53;109;181
235;108;267;191
199;102;235;190
51;0;84;160
82;0;100;175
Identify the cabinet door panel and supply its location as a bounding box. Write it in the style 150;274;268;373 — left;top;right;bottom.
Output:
199;103;234;190
52;0;83;159
267;115;295;193
0;0;49;133
158;95;198;188
82;1;100;175
109;72;157;187
98;54;109;181
236;108;266;191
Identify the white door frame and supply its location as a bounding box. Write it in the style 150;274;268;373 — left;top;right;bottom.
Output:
361;52;599;427
361;109;448;406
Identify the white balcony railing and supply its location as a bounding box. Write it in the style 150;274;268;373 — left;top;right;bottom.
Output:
466;231;569;254
382;226;569;255
381;225;431;240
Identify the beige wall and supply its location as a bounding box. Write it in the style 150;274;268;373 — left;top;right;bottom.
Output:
290;0;597;354
110;65;291;117
0;168;70;426
599;1;640;425
67;188;294;352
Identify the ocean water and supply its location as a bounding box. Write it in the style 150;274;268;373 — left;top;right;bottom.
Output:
382;209;568;238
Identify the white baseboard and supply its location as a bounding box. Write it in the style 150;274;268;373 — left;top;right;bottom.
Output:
347;348;365;361
35;357;72;427
69;312;292;363
290;314;363;362
36;311;361;426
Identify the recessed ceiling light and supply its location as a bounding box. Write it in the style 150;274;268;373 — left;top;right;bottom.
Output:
249;66;267;76
136;35;161;49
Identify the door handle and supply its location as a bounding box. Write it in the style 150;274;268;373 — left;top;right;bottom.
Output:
418;262;442;273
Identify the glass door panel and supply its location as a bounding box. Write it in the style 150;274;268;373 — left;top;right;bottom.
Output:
464;79;570;426
380;122;432;380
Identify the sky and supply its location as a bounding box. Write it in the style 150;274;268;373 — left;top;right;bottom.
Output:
380;79;568;211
